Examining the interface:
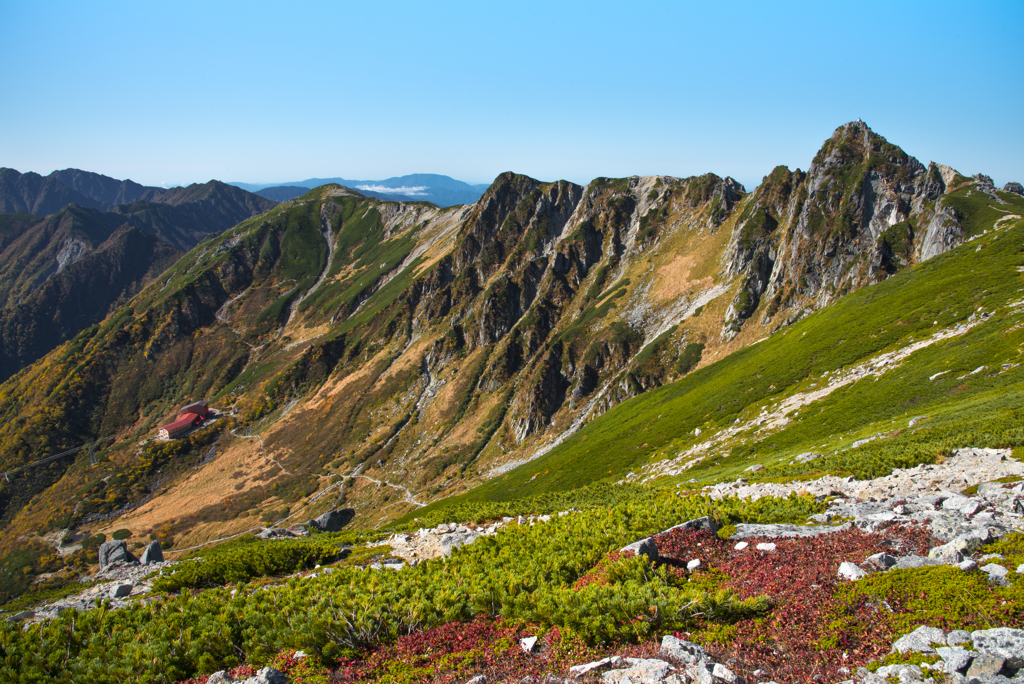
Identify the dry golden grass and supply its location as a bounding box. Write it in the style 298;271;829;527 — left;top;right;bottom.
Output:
303;346;393;412
92;436;272;543
424;347;488;421
652;254;713;302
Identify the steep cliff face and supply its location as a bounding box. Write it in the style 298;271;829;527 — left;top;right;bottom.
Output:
0;225;181;382
721;122;974;340
0;206;130;310
721;166;804;337
773;121;927;309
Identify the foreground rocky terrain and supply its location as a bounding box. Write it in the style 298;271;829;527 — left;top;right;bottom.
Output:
4;446;1023;683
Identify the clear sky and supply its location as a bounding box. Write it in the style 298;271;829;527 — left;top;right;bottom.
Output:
2;0;1022;192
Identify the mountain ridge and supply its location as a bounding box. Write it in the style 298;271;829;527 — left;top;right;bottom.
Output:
0;121;1020;594
0;170;278;382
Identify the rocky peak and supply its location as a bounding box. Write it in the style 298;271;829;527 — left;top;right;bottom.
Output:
718;122;975;340
719;167;804;337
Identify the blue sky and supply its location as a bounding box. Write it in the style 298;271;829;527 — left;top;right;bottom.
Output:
2;1;1022;192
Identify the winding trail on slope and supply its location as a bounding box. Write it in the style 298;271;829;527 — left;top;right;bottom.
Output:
230;428;291;476
341;470;427;510
636;309;995;481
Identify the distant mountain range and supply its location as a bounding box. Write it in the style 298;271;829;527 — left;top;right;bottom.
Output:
0;168;277;251
230;173;490;207
0;167;278;381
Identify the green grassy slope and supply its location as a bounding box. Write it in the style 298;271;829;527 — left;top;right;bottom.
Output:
404;197;1024;519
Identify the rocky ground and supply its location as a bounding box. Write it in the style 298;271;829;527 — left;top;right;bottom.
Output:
372;514;568;565
7;448;1024;682
4;557;177;624
699;448;1023;506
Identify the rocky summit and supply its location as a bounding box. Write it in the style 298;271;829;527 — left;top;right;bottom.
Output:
0;121;1022;683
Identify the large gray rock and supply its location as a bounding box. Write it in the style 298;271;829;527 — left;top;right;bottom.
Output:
965;653;1005;679
867;553;897;569
601;658;674;684
893;555;945;570
255;528;296;540
948;630;973;646
892;625;946;654
207;671;235;684
139;540;163;565
972;628;1024;668
437;531;478;557
239;667;289;684
729;523;849;540
97;540;138;570
569;656;624;677
875;663;923;681
109;583;133;599
951;529;993;551
981;563;1010;586
853;668;888;684
686;661;716;684
661;516;719;537
660;634;709;665
1004;182;1024;195
927;543;963;564
838;562;867;581
314;508;355;533
935;645;978;674
942;495;973;512
712;663;741;683
620;537;659;563
915;201;964;262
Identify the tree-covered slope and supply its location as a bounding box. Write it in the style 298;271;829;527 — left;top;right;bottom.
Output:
0;174;278;381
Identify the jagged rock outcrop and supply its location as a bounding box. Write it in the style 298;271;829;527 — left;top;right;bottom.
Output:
914;200;963;261
97;540;137;570
139;540;163;564
769;121;931;308
722;166;801;337
723;122;969;339
313;508;355;532
0;121;1005;555
512;344;570;442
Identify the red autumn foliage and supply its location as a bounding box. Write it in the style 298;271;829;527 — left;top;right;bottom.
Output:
178;524;949;684
573;550;629;589
654;523;939;683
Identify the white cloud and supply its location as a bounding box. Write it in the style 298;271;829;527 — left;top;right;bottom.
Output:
355;184;429;196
